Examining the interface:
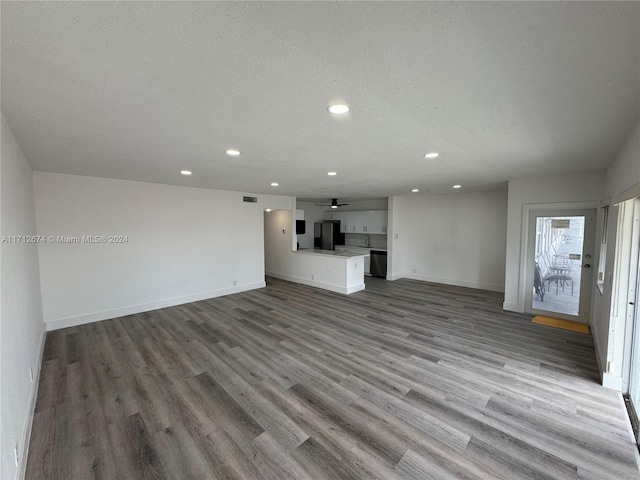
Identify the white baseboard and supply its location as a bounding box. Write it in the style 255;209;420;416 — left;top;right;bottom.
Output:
387;273;403;281
591;325;610;389
44;282;266;331
502;302;523;313
403;273;505;293
266;272;365;295
18;327;46;480
602;372;623;391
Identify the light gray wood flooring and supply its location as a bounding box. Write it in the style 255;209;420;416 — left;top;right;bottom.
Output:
26;277;640;479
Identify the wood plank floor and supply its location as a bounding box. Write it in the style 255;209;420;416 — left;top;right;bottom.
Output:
26;277;640;479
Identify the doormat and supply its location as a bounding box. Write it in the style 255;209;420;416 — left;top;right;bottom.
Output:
532;315;590;334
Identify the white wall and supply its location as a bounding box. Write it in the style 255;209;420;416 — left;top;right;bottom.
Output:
391;190;508;292
593;121;640;388
503;171;605;312
33;172;291;329
388;196;401;280
605;123;640;199
264;209;294;273
341;198;388;211
1;114;45;480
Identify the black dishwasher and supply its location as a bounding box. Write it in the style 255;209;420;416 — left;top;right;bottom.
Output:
370;250;387;278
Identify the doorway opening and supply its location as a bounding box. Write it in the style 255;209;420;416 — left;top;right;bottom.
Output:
618;197;640;448
525;209;596;323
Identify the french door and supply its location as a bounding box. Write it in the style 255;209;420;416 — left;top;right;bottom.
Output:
627;252;640;444
623;198;640;445
525;208;596;323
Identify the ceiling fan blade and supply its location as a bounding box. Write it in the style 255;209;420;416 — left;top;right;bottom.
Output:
314;199;349;207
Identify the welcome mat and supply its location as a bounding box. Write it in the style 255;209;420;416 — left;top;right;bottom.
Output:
532;315;590;334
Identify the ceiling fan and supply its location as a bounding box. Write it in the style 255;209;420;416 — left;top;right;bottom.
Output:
315;198;349;209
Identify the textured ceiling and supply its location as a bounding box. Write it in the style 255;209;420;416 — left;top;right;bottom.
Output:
2;2;638;200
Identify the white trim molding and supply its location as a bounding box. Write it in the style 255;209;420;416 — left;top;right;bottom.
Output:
17;328;47;480
404;273;504;293
266;271;365;295
45;282;266;331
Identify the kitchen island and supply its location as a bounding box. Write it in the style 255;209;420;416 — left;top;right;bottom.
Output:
277;248;367;294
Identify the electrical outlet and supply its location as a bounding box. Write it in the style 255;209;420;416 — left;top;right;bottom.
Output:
412;268;416;273
14;444;18;467
233;280;237;286
29;368;33;383
355;263;358;269
312;274;315;280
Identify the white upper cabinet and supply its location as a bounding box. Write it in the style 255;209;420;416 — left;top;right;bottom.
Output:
342;211;355;232
380;211;388;234
355;212;368;233
322;210;387;234
364;211;378;233
339;211;349;233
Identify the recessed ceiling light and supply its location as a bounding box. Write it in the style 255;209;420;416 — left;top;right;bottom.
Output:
424;152;439;159
453;184;462;189
265;208;272;213
411;189;419;193
327;171;337;176
328;104;350;115
226;149;240;156
180;170;192;175
270;182;279;187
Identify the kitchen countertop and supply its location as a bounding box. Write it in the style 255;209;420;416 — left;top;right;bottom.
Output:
295;249;369;258
336;245;387;252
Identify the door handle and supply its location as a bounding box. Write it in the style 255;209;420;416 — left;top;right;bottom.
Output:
584;264;591;268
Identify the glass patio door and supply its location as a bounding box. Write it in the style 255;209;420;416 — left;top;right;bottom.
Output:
526;209;596;323
623;198;640;445
627;252;640;444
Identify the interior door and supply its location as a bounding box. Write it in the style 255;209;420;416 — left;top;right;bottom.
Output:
525;209;596;323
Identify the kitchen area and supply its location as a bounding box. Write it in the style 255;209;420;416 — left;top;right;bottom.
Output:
309;209;388;278
264;198;389;295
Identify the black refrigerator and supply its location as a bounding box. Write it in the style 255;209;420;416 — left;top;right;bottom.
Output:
314;221;344;250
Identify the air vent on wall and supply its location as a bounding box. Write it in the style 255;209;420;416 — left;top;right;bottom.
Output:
243;196;257;203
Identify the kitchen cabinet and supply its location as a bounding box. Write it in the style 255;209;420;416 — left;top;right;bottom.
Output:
339;212;349;233
340;211;366;233
355;212;368;233
368;210;387;234
366;211;380;233
379;211;388;234
323;210;388;235
342;211;355;233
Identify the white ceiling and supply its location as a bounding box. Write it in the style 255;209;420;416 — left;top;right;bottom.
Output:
2;2;638;201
